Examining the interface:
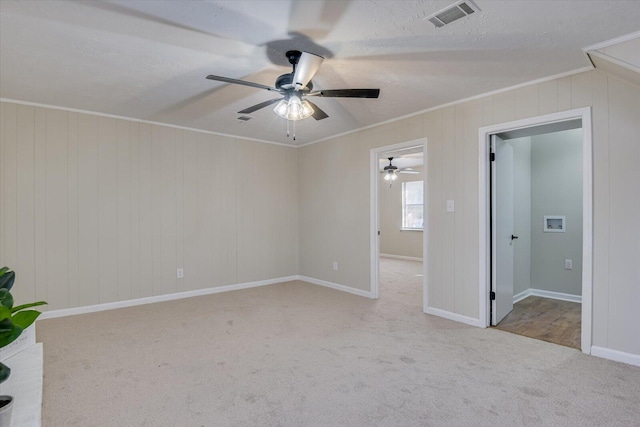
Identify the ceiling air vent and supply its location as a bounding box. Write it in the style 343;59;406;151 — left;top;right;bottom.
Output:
427;0;480;28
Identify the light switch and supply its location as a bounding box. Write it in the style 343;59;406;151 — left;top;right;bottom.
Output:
446;200;455;213
564;259;573;270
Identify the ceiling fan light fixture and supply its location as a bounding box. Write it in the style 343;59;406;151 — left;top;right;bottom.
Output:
274;99;288;117
384;170;398;181
273;95;314;121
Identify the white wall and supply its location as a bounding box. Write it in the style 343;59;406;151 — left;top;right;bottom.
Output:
298;69;640;357
379;167;423;259
508;137;532;296
530;129;583;296
0;102;299;311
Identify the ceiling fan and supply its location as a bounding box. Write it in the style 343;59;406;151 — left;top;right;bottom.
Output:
205;50;380;140
381;157;420;184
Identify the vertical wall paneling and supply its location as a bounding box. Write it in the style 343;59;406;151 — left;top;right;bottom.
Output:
116;120;132;302
195;132;213;288
591;72;610;348
16;106;36;305
514;85;539;120
557;76;572;111
606;77;640;355
426;110;443;309
34;109;48;303
2;105;18;299
77;114;99;307
571;72;593;109
441;107;456;312
150;125;162;296
175;130;185;292
236;141;255;283
45;109;69;310
492;90;515;124
464;100;483;318
538;80;558;115
454;105;466;314
1;102;298;310
129;122;141;299
181;130;198;291
97;117;118;303
138;124;153;298
67;112;79;308
160;127;177;296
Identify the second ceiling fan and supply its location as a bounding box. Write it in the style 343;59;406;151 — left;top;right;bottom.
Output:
206;50;380;140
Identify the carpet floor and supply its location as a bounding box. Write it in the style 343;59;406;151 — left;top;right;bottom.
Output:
38;259;640;426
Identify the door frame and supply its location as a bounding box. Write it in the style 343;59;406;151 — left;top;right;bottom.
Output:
478;107;593;354
370;138;428;310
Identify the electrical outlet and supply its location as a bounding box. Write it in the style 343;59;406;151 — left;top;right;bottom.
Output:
564;259;573;270
177;268;184;278
333;261;338;271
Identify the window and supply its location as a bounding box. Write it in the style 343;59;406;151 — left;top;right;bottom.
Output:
402;181;424;230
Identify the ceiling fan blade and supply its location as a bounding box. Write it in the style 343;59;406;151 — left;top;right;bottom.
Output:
305;100;329;120
399;170;420;174
206;75;280;92
293;52;324;90
311;89;380;98
238;98;284;114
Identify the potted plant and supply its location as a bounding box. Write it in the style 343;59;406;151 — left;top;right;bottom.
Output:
0;266;47;426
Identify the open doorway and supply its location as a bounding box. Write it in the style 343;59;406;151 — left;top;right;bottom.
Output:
370;139;427;311
479;108;593;354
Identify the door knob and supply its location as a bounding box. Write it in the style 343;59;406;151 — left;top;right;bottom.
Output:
511;235;519;240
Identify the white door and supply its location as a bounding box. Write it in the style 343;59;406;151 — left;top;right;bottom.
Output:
491;135;515;325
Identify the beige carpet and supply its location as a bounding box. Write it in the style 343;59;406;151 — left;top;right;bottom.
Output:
38;258;640;426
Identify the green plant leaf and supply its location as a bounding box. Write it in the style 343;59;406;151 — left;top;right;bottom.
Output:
10;310;41;330
0;271;15;291
0;362;10;384
0;290;13;310
0;267;8;277
0;325;23;348
0;307;11;322
0;318;12;332
11;301;47;313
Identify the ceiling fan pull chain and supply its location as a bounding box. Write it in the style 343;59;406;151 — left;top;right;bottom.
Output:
293;120;296;141
286;120;290;138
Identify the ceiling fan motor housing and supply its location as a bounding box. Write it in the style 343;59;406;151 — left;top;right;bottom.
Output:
275;73;313;92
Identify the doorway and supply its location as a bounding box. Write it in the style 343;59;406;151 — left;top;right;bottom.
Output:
492;126;583;349
478;108;593;354
370;139;427;312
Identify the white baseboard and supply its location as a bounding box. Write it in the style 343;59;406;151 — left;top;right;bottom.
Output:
513;288;582;304
424;307;484;328
38;275;299;320
380;254;423;262
298;275;374;299
513;289;531;304
591;346;640;367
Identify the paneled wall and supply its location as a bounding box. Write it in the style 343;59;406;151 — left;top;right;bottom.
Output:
0;103;299;311
298;70;640;356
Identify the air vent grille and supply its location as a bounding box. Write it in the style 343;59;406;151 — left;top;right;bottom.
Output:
426;0;480;28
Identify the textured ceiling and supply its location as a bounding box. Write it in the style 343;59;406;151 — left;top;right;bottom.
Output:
1;1;639;146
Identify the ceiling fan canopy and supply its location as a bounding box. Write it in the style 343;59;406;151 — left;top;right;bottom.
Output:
205;50;380;124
